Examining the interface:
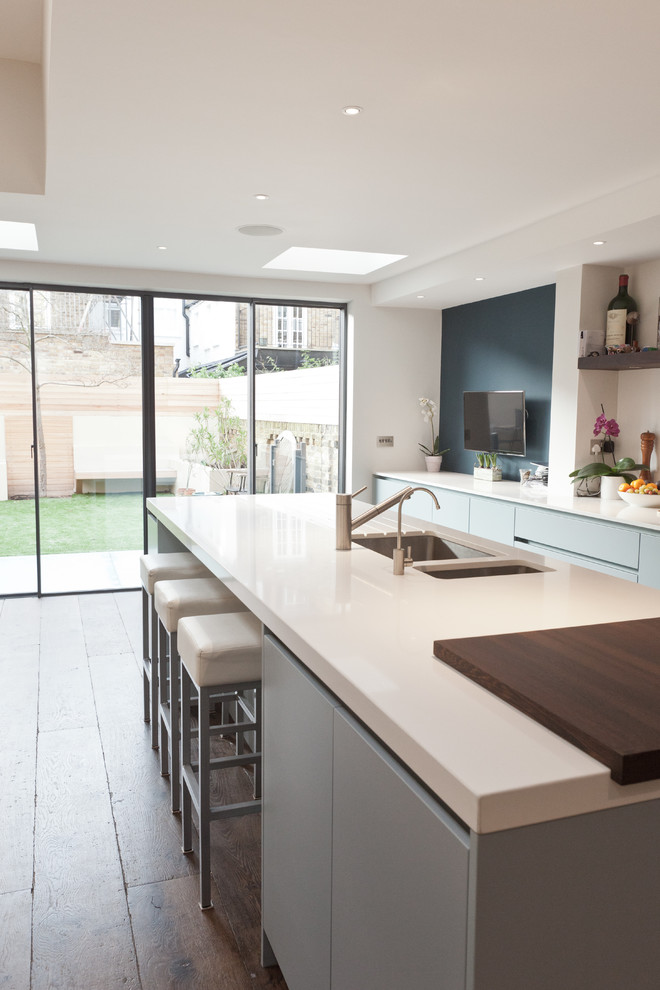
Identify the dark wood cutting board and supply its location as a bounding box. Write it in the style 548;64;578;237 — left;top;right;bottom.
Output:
433;617;660;785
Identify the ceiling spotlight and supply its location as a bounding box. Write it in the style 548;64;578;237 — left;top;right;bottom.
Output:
342;106;363;116
593;240;606;246
417;294;425;299
474;275;486;281
157;245;167;251
254;193;269;200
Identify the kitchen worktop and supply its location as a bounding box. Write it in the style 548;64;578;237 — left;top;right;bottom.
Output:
147;492;660;833
376;469;660;531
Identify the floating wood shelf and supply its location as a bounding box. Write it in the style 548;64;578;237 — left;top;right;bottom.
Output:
578;351;660;371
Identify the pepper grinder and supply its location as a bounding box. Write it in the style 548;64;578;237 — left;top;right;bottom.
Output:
640;431;656;482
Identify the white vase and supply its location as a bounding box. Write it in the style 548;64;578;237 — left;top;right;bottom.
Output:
424;455;442;472
599;475;622;501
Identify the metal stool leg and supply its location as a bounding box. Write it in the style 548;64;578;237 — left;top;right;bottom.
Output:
181;663;194;857
198;685;213;909
142;587;150;723
149;597;160;749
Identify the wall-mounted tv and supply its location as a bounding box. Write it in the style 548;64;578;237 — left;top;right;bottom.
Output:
463;390;527;456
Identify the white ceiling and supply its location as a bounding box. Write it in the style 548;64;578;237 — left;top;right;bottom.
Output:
2;0;660;309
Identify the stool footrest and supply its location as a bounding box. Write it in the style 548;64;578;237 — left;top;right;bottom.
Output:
209;799;261;821
209;718;256;737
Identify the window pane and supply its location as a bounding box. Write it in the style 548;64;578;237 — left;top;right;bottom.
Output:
255;304;341;494
154;298;249;496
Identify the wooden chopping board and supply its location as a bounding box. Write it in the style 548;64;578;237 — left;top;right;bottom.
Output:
433;617;660;785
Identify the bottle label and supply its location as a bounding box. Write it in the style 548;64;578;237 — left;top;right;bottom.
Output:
606;309;626;347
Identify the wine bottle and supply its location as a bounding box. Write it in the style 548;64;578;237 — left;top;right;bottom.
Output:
605;274;639;348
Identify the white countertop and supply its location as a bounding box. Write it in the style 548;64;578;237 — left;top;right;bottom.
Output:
148;492;660;834
376;469;660;531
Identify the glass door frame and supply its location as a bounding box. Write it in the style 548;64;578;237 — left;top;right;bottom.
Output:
0;281;347;598
0;279;148;597
147;291;347;495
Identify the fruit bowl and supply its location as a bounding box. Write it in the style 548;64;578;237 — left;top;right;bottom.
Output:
617;489;660;508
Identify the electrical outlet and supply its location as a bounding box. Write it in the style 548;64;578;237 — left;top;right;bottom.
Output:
377;435;394;448
590;437;603;457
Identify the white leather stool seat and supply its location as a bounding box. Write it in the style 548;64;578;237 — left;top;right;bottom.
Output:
154;577;247;634
140;552;210;596
178;612;262;687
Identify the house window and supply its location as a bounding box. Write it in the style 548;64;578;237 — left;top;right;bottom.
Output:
275;306;306;348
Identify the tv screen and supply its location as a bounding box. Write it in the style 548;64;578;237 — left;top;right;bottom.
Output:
463;390;526;456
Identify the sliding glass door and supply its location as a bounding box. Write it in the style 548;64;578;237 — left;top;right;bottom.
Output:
0;285;144;595
0;288;38;595
0;283;345;597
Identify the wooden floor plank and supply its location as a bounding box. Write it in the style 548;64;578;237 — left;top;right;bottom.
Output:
128;875;248;990
0;888;32;990
89;648;199;887
113;590;143;665
38;599;95;733
31;725;138;990
78;593;133;658
0;638;38;894
0;597;41;646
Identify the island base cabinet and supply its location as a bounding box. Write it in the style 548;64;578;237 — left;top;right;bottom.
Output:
262;634;339;990
331;709;469;990
468;799;660;990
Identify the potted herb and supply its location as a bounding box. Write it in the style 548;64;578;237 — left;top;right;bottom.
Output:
474;452;502;481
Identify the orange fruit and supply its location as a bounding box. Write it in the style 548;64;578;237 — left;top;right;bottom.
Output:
618;482;631;492
632;478;646;490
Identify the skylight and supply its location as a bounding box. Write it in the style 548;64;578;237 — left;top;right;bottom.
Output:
263;246;406;275
0;221;38;251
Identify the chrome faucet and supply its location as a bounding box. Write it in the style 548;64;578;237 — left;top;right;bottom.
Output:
335;485;414;550
393;487;441;575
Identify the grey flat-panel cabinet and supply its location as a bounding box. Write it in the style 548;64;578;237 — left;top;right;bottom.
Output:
262;634;339;990
331;709;469;990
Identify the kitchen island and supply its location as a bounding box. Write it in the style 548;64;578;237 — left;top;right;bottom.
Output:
147;492;660;990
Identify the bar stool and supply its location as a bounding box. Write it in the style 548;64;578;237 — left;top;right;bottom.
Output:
177;611;262;910
140;552;211;748
154;576;248;813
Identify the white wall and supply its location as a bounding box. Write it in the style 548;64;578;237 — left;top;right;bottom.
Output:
0;259;443;500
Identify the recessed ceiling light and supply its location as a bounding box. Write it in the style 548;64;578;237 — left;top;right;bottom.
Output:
417;294;425;299
264;246;406;275
474;275;486;281
237;224;284;237
593;240;606;246
157;245;167;250
342;106;363;116
254;193;269;201
0;220;38;251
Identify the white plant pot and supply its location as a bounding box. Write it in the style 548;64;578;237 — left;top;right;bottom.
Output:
474;466;502;482
424;455;442;472
599;475;622;501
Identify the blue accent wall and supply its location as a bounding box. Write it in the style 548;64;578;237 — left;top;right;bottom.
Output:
439;284;556;480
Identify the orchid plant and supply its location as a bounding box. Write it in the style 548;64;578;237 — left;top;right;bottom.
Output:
569;407;647;483
418;397;449;457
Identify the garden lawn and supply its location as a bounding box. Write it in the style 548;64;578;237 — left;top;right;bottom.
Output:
0;493;145;556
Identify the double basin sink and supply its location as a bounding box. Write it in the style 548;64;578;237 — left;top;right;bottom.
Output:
351;532;551;579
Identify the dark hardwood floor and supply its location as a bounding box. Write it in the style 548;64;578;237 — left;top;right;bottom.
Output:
0;591;288;990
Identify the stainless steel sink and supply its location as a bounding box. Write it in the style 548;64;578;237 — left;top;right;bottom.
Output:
414;559;553;579
352;532;493;561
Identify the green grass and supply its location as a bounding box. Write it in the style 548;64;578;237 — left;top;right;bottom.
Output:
0;493;146;556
